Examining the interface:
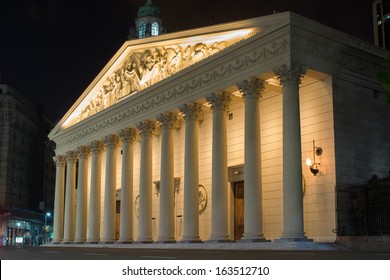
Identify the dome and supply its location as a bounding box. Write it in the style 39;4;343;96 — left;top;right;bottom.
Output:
137;0;160;18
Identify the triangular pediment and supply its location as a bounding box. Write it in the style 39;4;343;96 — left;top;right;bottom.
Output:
49;13;291;138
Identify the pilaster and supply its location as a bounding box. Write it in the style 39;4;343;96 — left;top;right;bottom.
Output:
52;155;66;243
136;121;156;243
236;77;267;242
274;64;309;241
75;146;90;243
156;112;179;243
179;103;203;243
87;140;104;243
118;128;138;243
102;134;120;243
63;151;78;243
206;91;232;242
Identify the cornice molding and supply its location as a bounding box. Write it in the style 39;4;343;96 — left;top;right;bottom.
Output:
291;30;385;77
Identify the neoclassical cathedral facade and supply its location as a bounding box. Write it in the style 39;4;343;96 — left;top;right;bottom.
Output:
48;11;390;244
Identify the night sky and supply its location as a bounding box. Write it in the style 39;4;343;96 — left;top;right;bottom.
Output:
0;0;374;122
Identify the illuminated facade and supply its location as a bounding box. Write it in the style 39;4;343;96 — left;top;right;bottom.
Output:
48;12;390;244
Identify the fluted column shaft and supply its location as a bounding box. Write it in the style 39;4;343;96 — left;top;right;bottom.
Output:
237;78;266;241
275;65;308;241
52;155;66;243
63;151;78;243
157;113;178;242
87;141;104;243
119;128;137;243
136;121;156;243
75;146;90;243
207;91;231;241
102;134;120;243
180;103;203;242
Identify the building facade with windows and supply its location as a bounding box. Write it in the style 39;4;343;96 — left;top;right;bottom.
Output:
373;0;390;49
0;83;56;245
48;12;390;244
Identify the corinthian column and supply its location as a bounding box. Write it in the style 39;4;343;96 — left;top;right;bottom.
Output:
179;102;203;243
102;134;120;243
63;151;78;243
52;155;66;243
274;64;308;241
156;112;179;243
136;120;156;243
75;146;90;243
206;91;232;242
237;77;266;242
118;128;138;243
87;140;104;243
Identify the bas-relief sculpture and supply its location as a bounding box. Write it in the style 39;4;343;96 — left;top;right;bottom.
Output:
78;41;228;122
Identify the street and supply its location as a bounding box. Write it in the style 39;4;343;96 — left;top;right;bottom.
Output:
1;245;390;260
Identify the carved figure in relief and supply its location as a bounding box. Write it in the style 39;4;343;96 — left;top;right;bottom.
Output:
76;41;228;123
182;45;192;67
209;41;228;55
191;43;208;62
167;46;183;74
159;48;169;78
96;92;103;111
123;61;141;94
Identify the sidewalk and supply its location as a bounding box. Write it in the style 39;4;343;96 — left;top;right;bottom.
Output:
43;241;346;250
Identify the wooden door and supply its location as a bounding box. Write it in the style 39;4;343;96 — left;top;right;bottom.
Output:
234;181;244;240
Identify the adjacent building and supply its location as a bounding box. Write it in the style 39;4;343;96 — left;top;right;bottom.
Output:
0;82;55;245
48;8;390;244
373;0;390;49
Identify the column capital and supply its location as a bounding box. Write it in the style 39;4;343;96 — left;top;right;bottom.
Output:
156;112;180;129
119;127;138;143
77;146;91;159
273;64;307;86
53;155;66;167
179;102;203;121
236;77;265;100
206;91;232;111
89;140;105;154
65;151;78;163
104;134;120;149
137;120;156;136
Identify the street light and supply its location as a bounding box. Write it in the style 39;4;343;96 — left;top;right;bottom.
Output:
44;212;51;226
44;212;51;244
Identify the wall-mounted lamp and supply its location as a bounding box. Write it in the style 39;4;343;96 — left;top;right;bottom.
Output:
306;140;323;176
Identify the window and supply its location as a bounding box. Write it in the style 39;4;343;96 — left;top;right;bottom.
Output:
151;22;159;36
138;22;146;38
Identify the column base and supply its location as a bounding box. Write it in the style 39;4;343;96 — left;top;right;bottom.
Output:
237;238;270;243
155;240;177;244
100;241;116;244
206;239;233;243
209;234;231;242
117;240;134;244
180;239;203;243
275;238;313;242
86;240;100;244
51;241;62;244
74;241;86;244
240;233;268;242
61;241;73;244
134;240;154;244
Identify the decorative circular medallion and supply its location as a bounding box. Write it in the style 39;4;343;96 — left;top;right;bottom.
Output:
198;184;207;213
